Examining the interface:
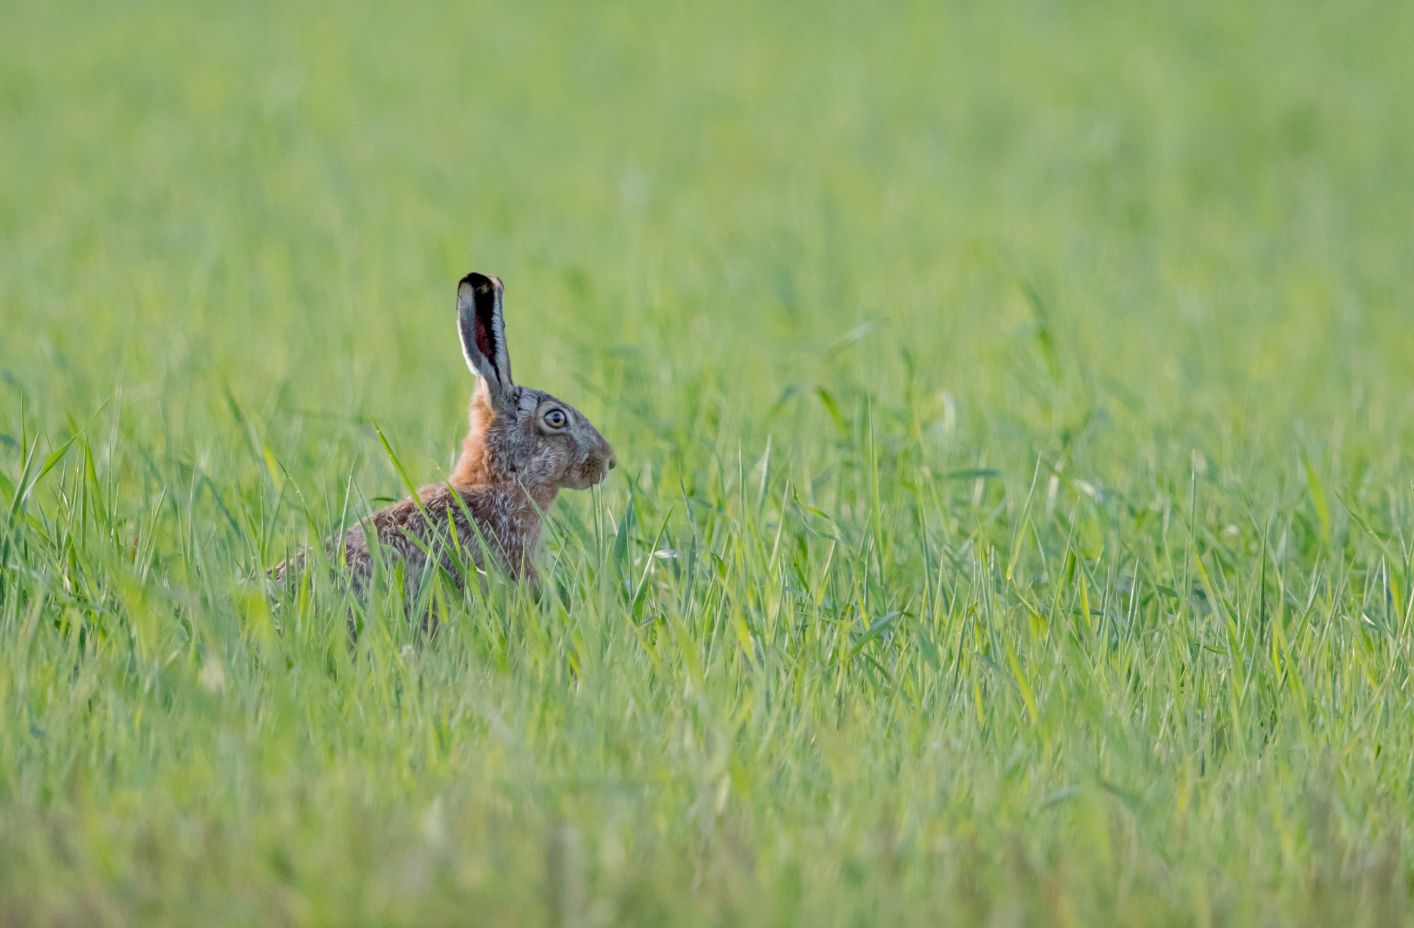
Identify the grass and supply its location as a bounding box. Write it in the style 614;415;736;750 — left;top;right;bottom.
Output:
3;0;1414;924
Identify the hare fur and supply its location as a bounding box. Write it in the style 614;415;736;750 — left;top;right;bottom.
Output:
273;272;615;596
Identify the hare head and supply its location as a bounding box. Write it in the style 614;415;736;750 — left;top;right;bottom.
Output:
450;273;616;498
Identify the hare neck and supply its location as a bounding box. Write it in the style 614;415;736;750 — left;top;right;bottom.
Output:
451;440;558;505
450;433;494;488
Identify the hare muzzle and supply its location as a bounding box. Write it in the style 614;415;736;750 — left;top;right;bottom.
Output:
569;437;616;490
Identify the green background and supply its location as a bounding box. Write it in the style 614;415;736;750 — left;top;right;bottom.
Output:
3;1;1412;924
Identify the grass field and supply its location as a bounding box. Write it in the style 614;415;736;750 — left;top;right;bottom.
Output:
4;0;1414;924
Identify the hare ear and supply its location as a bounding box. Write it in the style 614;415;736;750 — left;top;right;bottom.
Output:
456;272;513;400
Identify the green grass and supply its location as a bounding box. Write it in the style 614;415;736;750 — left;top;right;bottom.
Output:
3;0;1414;924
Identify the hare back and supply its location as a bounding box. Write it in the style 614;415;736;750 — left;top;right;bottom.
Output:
342;482;543;590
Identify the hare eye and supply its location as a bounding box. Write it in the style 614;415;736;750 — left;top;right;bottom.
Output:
543;408;568;429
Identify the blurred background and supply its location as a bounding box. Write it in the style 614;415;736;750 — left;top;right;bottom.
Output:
4;2;1414;923
4;0;1411;522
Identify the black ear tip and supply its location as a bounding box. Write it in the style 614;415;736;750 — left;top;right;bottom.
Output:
458;272;501;297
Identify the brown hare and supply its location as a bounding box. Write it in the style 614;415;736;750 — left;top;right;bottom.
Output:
273;272;616;597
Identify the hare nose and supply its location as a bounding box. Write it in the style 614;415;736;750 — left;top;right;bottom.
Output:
607;453;617;471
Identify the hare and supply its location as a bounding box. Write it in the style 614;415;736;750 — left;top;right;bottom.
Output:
273;272;616;597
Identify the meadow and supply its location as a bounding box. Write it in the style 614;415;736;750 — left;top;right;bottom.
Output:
3;0;1413;924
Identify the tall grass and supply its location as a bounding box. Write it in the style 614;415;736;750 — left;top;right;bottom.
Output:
3;0;1413;924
